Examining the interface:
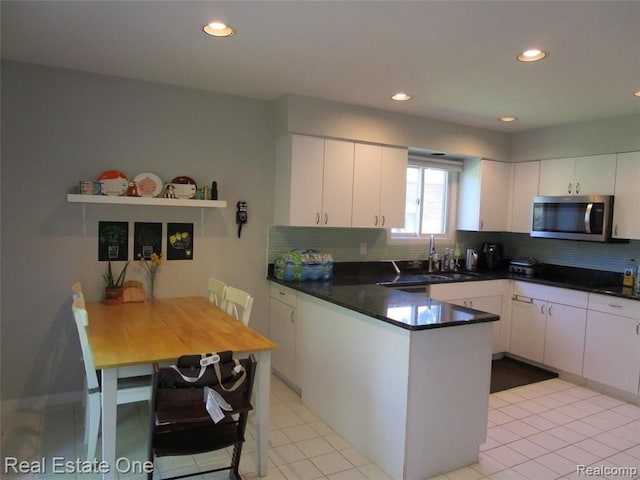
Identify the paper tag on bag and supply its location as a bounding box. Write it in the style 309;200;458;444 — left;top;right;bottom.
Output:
204;387;232;423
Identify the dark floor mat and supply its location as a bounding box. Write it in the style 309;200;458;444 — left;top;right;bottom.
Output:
490;356;558;393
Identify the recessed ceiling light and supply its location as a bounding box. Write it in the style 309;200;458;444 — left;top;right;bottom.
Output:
391;92;412;101
634;90;640;97
499;116;518;122
203;22;235;37
516;49;548;62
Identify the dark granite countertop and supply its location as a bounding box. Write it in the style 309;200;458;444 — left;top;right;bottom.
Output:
268;277;499;331
267;260;639;331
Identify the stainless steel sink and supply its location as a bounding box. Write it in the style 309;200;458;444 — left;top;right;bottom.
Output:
377;271;482;287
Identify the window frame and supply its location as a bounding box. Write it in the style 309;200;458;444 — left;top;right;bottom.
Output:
389;158;460;244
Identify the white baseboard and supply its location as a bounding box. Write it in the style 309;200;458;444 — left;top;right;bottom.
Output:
1;390;83;413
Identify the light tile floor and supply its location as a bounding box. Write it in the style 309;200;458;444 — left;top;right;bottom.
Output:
2;375;640;480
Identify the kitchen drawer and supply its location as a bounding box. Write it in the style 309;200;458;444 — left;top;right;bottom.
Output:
512;281;588;308
588;293;640;319
270;283;298;308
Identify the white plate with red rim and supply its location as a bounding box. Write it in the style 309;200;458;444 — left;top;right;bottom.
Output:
133;172;164;197
97;170;129;196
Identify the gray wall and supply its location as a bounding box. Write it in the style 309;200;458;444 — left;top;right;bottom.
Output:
1;61;275;402
510;114;640;162
275;94;511;161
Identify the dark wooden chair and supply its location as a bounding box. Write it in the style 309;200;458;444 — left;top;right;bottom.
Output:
147;352;256;480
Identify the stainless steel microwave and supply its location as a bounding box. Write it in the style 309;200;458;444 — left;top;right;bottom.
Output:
531;195;614;242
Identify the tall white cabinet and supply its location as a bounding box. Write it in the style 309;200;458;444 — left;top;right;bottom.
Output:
612;151;640;239
510;161;540;233
352;144;408;228
458;158;512;232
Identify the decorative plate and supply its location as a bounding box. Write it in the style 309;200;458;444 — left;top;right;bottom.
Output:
97;170;129;196
133;172;163;197
171;176;197;199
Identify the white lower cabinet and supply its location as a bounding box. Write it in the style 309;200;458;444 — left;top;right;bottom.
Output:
584;293;640;395
269;284;298;387
510;297;546;363
543;302;587;375
510;282;588;375
430;280;510;354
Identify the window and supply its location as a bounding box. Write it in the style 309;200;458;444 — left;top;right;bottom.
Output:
392;156;461;239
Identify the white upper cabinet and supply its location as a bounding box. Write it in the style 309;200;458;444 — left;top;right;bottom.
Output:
352;144;382;227
458;158;512;232
352;144;408;228
510;161;540;233
274;134;354;227
276;134;407;228
322;139;355;227
539;154;616;196
539;157;575;195
380;147;408;228
612;151;640;239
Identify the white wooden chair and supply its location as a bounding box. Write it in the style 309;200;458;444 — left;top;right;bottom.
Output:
222;286;254;326
208;277;228;307
71;284;150;460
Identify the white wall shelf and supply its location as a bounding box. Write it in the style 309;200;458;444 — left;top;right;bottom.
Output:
67;193;226;208
67;194;227;235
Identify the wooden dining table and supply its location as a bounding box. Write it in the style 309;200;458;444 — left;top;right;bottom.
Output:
86;296;276;479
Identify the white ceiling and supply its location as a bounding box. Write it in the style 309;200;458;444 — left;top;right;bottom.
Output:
2;1;639;133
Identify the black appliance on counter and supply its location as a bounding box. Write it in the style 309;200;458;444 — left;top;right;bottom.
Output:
509;258;543;277
481;242;504;270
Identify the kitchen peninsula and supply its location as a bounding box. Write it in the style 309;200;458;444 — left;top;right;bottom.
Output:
268;277;499;480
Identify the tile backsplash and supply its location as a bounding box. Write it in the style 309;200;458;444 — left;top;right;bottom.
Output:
268;226;640;275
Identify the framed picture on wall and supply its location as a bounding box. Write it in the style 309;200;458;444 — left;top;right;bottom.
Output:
134;222;162;260
98;221;129;261
166;223;193;260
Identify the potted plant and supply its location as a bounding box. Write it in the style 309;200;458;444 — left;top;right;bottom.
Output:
102;260;130;304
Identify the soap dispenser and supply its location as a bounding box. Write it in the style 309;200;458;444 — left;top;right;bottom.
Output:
623;259;636;288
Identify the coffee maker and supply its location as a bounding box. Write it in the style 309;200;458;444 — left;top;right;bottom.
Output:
481;243;504;270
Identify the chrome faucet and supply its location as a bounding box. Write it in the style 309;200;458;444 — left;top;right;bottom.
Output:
428;235;436;272
390;260;401;275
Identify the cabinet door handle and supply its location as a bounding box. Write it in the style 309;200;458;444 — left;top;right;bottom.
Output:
568;182;572;194
548;305;553;316
575;182;580;194
374;215;379;226
512;295;533;304
636;322;640;335
315;213;320;225
615;224;619;236
608;303;623;309
480;220;484;230
381;215;386;226
541;304;546;315
469;300;473;308
323;213;328;225
290;311;295;324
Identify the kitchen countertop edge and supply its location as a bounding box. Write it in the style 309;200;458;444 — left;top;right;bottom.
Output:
268;276;499;331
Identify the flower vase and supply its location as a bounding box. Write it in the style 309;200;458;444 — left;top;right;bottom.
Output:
148;274;156;300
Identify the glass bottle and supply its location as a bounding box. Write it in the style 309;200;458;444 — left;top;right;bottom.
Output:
623;259;636;288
